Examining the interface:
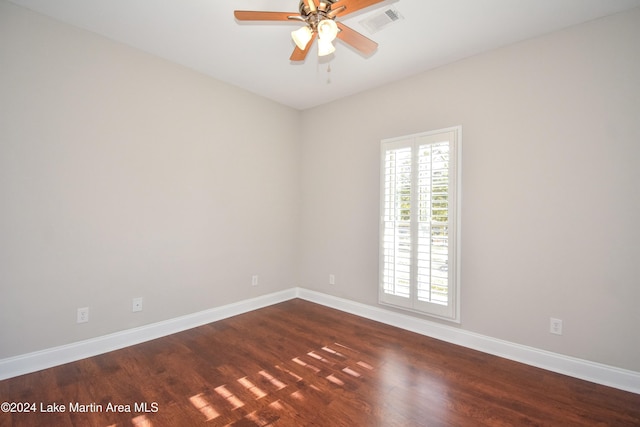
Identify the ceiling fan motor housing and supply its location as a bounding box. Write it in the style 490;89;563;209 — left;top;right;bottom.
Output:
299;0;337;30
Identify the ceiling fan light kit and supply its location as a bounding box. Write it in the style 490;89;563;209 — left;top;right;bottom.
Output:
318;37;336;56
234;0;383;61
316;18;338;56
317;18;339;40
291;26;313;50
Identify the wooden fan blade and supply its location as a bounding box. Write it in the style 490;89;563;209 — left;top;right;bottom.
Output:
332;0;386;17
336;22;378;55
290;33;317;61
234;11;298;21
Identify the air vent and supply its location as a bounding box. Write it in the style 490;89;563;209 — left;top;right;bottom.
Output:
359;7;403;34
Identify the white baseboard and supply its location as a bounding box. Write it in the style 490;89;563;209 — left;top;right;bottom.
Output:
2;287;639;395
295;288;640;395
0;288;296;381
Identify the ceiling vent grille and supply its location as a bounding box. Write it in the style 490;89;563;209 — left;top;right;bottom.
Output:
359;7;403;34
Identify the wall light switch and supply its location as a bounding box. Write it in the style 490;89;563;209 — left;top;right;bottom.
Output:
132;297;143;312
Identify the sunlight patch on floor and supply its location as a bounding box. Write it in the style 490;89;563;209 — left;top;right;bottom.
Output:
307;351;332;364
183;341;375;425
238;376;267;399
245;410;270;426
292;357;321;373
276;364;303;382
189;393;220;421
131;415;152;427
342;366;362;378
321;345;347;358
259;369;287;390
357;361;374;370
326;374;345;386
290;390;305;401
270;400;285;410
215;385;245;410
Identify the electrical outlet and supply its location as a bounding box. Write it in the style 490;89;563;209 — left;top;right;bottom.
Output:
252;275;259;286
77;307;89;323
550;318;563;335
329;274;336;285
132;297;143;312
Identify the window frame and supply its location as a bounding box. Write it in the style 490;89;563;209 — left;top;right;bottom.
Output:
378;126;462;323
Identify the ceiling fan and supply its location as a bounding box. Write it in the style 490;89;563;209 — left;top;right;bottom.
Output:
234;0;385;61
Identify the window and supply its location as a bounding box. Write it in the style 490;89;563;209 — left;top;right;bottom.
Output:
379;126;461;322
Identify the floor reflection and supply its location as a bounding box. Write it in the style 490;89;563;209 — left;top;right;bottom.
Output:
377;348;449;424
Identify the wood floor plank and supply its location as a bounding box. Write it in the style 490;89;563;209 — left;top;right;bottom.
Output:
1;299;639;426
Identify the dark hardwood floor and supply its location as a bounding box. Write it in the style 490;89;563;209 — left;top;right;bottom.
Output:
1;299;639;426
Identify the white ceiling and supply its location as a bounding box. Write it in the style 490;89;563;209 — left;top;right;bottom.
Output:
8;0;640;110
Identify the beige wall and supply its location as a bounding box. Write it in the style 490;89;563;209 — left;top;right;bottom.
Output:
298;8;640;371
0;2;300;357
2;1;639;373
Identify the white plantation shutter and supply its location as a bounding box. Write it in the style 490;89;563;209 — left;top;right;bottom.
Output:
381;144;413;306
379;127;461;321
